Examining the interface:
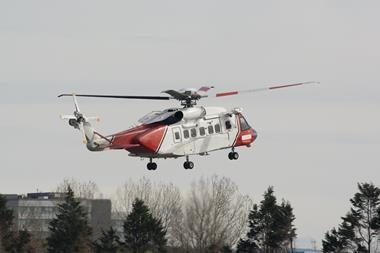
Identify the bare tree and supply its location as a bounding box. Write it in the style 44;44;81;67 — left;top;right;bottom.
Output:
180;175;252;252
113;177;183;246
56;178;102;199
113;176;251;250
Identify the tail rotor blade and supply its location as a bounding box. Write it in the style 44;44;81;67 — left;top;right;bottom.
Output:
60;114;76;120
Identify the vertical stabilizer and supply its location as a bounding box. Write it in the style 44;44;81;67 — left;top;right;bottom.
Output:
60;94;110;151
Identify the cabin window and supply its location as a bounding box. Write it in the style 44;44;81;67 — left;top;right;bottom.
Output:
239;116;251;131
184;129;189;139
208;125;214;134
191;128;197;138
225;120;232;130
175;132;180;140
199;127;206;136
215;124;221;133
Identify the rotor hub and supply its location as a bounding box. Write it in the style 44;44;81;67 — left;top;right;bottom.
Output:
181;98;198;108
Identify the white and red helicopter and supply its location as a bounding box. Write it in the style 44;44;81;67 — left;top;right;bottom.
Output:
59;82;316;170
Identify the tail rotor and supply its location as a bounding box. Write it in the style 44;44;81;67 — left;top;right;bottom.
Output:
59;93;99;130
59;93;105;150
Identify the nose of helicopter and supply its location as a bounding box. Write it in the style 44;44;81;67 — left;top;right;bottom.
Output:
252;128;258;141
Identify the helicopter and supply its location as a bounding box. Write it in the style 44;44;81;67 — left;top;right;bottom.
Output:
59;82;316;170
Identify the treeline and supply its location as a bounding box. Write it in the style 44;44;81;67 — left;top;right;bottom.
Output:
0;176;297;253
322;182;380;253
56;179;380;253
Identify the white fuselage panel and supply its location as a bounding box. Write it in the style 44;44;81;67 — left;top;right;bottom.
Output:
158;106;239;156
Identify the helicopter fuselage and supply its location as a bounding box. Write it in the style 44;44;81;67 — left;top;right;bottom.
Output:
102;106;257;158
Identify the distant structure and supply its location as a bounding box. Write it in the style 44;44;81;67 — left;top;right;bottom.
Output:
111;211;124;234
4;192;111;239
294;249;321;253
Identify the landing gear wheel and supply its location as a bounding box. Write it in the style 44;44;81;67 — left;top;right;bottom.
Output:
228;152;239;160
183;161;194;170
147;162;157;171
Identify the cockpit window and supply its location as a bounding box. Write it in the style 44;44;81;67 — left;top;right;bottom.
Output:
225;120;232;130
239;116;251;131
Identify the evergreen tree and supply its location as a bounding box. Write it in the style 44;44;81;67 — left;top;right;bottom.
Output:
221;245;233;253
13;230;33;253
322;182;380;253
47;186;92;253
236;238;259;253
237;187;296;253
0;195;34;253
123;198;167;253
0;194;15;252
93;227;121;253
260;187;280;251
239;204;261;251
206;244;233;253
278;201;297;251
322;227;346;253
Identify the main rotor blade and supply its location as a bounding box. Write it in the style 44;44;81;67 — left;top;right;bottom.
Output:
215;81;318;97
198;86;214;93
58;94;171;100
161;90;188;100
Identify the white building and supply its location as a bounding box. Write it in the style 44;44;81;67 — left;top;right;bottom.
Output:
4;192;111;239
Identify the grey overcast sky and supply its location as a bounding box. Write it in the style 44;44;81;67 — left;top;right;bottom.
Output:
1;0;380;248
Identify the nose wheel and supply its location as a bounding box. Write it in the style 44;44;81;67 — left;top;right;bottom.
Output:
184;161;194;170
184;156;194;170
228;149;239;160
147;158;157;170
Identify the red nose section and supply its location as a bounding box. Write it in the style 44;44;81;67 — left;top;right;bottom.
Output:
136;125;168;153
234;128;257;147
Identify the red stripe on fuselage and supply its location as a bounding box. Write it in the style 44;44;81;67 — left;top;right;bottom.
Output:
135;125;168;154
110;124;168;155
110;124;156;150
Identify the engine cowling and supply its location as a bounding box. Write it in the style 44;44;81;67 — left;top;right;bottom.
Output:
180;107;206;121
161;111;184;125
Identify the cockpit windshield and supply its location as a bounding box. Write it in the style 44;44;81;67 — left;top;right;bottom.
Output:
239;115;251;131
138;111;162;124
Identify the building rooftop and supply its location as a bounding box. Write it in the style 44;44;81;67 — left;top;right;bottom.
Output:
3;192;67;200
